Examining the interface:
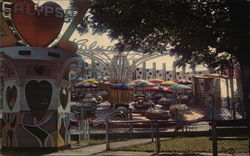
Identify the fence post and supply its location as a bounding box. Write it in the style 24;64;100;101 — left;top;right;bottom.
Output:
211;120;217;156
105;120;110;150
78;120;84;143
210;94;217;156
151;120;154;142
155;119;160;153
129;109;133;138
85;119;90;143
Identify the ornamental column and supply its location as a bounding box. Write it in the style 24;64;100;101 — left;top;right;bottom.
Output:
0;0;90;151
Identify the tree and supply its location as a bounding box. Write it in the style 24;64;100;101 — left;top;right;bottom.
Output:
81;0;249;119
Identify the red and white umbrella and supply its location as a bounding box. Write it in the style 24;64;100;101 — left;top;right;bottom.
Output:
148;79;164;84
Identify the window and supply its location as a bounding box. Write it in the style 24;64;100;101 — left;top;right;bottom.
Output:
60;88;68;110
6;86;17;110
25;80;52;112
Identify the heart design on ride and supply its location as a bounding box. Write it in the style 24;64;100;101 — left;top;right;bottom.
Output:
25;80;52;121
6;86;17;110
34;65;45;75
11;0;64;47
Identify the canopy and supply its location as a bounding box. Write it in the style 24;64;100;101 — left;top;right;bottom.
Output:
160;81;177;86
128;79;150;86
77;79;99;85
168;84;191;90
147;86;174;93
135;81;155;87
75;83;97;88
148;79;164;84
176;79;192;84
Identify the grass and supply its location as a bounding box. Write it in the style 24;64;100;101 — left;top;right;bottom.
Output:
115;137;249;154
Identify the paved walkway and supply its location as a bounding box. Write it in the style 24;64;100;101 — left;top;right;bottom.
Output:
46;139;153;156
45;144;106;156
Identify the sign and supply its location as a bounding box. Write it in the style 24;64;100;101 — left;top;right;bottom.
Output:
0;12;17;47
11;0;65;47
57;0;90;52
1;0;90;51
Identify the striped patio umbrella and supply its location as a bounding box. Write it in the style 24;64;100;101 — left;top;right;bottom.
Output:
176;79;192;84
135;81;155;87
128;79;150;86
147;86;174;93
162;87;175;93
168;84;191;90
160;81;178;86
75;83;97;88
148;79;164;84
77;79;99;85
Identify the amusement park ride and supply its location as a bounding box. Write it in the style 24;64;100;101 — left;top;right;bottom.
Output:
0;0;89;151
75;40;170;83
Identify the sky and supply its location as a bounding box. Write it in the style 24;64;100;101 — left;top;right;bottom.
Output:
33;0;206;71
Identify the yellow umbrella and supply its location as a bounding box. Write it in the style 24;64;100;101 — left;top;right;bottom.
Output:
77;79;99;85
160;81;178;86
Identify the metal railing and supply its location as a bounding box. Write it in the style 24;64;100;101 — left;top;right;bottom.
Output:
104;119;249;155
69;105;249;155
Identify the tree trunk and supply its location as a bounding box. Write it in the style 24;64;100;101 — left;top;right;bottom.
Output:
239;61;250;120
